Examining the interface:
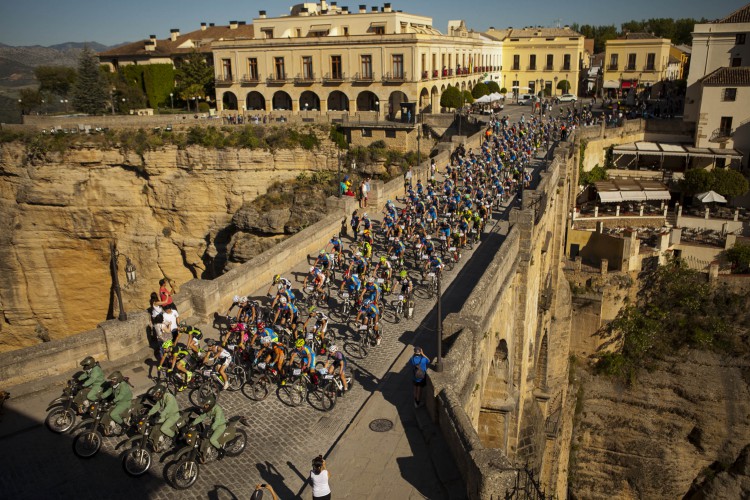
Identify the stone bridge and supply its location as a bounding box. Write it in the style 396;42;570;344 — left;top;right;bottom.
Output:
0;120;643;498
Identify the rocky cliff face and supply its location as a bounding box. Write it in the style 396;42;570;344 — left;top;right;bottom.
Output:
0;139;338;351
569;350;750;499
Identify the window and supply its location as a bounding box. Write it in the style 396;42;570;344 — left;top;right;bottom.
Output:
723;88;737;101
274;57;285;79
374;26;385;35
736;33;746;45
331;55;342;79
546;54;553;70
422;54;427;78
362;128;372;137
720;116;733;133
302;56;313;79
247;58;258;80
513;55;520;70
222;59;232;80
361;55;372;79
261;28;273;39
732;57;742;67
627;53;636;71
343;27;349;36
393;54;404;78
609;53;618;70
646;53;656;71
529;54;536;70
296;28;302;38
385;129;396;138
563;54;571;71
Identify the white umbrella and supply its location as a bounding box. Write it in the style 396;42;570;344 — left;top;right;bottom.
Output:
488;92;503;101
696;190;727;203
475;95;492;104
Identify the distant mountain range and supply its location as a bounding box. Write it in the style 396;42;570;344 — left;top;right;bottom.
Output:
0;41;126;89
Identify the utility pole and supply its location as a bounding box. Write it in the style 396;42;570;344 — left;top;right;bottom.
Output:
436;271;443;372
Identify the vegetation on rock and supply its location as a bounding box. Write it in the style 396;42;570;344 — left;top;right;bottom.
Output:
595;261;750;384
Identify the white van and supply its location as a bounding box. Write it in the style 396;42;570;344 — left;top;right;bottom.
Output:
517;94;533;105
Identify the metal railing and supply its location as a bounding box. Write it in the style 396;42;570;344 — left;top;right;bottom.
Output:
240;75;260;84
352;72;374;82
323;72;347;83
215;75;234;85
266;73;288;83
382;72;407;82
294;73;317;84
709;127;733;142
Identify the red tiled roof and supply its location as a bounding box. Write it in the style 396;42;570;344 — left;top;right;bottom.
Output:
700;66;750;85
715;3;750;23
98;24;254;58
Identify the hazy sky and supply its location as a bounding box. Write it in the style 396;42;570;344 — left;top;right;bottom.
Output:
0;0;747;47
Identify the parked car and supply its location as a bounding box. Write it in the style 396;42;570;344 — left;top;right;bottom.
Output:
558;94;577;103
517;94;533;105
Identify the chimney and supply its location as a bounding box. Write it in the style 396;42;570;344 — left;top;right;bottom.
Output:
489;26;494;30
258;10;267;18
563;25;570;29
170;29;180;42
372;6;378;12
300;7;309;16
238;21;246;25
229;20;238;29
383;2;392;12
359;4;366;13
145;35;157;51
321;0;328;10
341;6;349;13
201;22;207;30
209;23;215;27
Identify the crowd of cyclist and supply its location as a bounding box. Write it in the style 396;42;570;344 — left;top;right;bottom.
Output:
61;108;564;478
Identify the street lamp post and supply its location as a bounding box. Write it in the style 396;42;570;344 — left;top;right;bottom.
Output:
110;87;116;115
170;92;174;110
417;112;422;167
436;270;443;372
17;99;22;115
337;148;343;198
109;241;137;321
515;73;519;103
374;100;380;122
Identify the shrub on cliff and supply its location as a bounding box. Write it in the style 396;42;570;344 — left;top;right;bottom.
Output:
594;262;748;383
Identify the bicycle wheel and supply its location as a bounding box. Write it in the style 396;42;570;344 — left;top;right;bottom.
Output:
242;375;270;401
308;386;335;412
227;366;245;392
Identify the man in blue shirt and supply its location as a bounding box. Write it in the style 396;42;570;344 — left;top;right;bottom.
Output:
410;346;429;408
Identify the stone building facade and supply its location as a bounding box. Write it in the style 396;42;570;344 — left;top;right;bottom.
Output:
603;33;672;94
209;2;502;118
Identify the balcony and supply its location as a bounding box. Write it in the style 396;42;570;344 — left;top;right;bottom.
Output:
422;71;429;80
215;75;234;85
323;72;347;83
266;73;288;84
382;72;407;83
240;75;260;85
709;128;734;142
352;72;374;82
294;73;317;84
432;69;439;79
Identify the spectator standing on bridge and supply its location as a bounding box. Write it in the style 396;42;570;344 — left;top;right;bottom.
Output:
411;346;429;408
350;210;361;242
159;278;177;311
309;455;331;500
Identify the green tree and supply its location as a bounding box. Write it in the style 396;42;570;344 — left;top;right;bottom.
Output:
471;81;489;99
18;88;44;114
500;87;508;94
71;47;108;114
34;66;77;96
557;80;571;93
462;90;474;104
486;81;500;93
440;86;462;110
724;244;750;274
176;50;214;110
680;168;713;195
711;168;749;200
142;64;176;110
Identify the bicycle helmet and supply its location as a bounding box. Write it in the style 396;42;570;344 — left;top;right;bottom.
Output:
161;340;173;350
151;383;167;400
80;356;96;370
256;320;265;330
363;213;368;218
280;296;288;305
380;256;387;263
201;394;216;412
188;328;203;340
309;266;316;273
239;296;248;304
329;345;339;354
260;336;271;346
400;270;408;279
108;371;124;385
295;338;306;349
368;277;375;283
272;274;281;284
233;295;240;303
319;250;326;255
356;251;362;257
204;338;216;347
